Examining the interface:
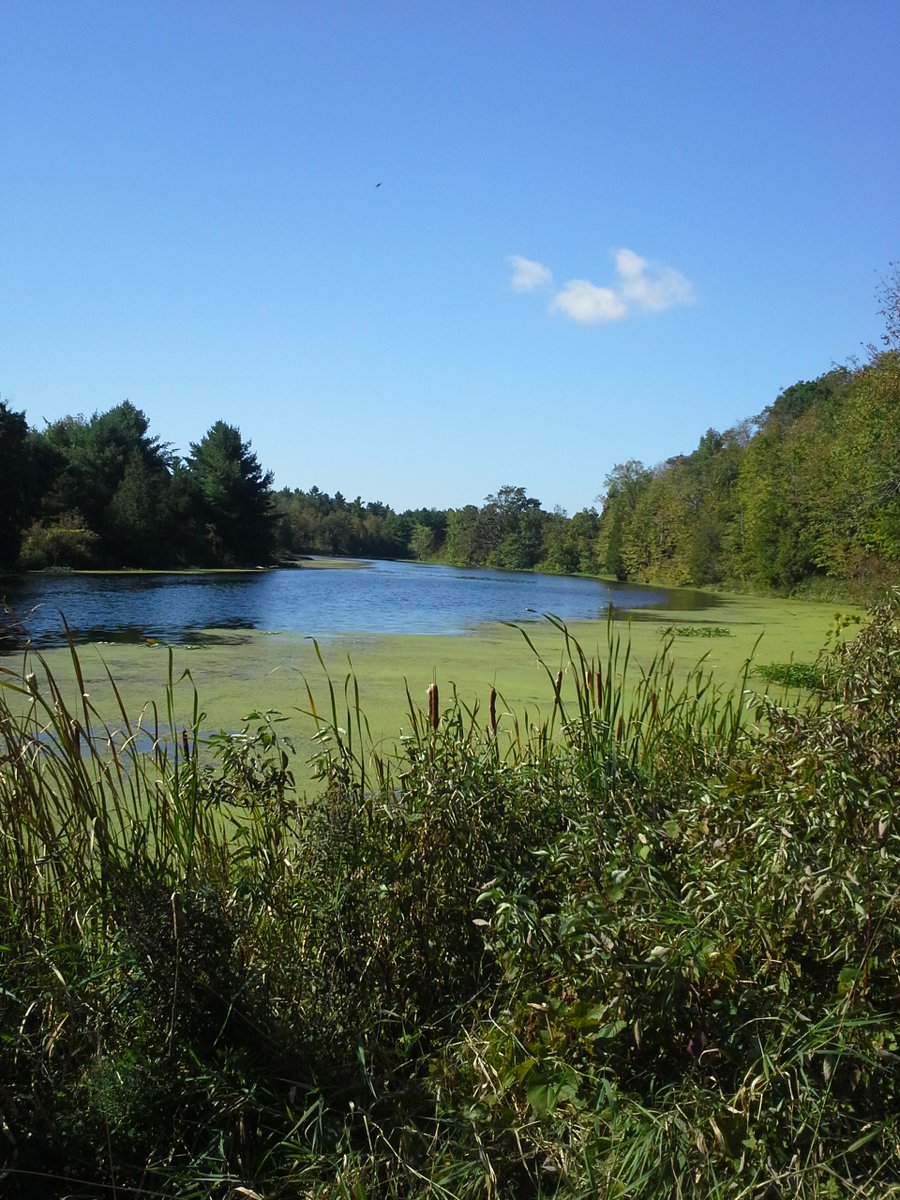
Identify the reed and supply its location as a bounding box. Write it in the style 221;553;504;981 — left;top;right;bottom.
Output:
1;602;899;1197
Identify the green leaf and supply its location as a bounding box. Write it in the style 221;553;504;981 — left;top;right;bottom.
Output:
526;1067;579;1117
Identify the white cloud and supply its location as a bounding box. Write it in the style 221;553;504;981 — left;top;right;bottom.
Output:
550;279;628;324
510;247;696;324
508;254;553;292
614;248;695;313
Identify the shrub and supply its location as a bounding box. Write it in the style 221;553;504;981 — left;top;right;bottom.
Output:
2;598;900;1196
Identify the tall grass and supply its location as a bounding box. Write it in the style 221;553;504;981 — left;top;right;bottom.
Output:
1;602;900;1196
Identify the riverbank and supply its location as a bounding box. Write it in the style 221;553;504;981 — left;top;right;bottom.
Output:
0;555;368;577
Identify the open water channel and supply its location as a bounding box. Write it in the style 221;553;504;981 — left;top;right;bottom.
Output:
0;559;719;651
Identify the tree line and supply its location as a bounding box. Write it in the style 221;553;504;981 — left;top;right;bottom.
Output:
2;272;899;588
595;270;900;591
596;349;900;591
0;399;600;573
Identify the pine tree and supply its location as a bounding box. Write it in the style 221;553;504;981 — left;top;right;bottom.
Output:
185;422;275;565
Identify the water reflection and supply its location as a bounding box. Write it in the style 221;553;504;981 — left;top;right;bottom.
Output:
0;560;721;650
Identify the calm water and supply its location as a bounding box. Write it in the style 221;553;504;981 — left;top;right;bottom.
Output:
0;560;719;650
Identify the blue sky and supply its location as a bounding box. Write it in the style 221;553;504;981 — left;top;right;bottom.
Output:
3;1;898;514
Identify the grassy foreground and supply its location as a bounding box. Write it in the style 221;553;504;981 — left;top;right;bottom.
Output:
2;593;899;1197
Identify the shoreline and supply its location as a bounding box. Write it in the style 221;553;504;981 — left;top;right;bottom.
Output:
0;591;865;784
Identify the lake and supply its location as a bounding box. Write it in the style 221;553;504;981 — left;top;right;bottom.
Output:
0;560;719;651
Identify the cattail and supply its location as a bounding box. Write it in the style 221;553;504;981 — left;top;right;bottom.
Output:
488;686;497;736
427;682;439;730
171;891;187;941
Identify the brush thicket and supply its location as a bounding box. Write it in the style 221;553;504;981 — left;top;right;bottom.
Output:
2;603;900;1197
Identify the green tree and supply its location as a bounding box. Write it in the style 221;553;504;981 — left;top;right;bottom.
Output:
444;506;481;566
875;261;900;350
621;459;690;582
106;452;177;566
538;507;599;575
481;485;545;570
29;402;175;564
185;422;275;565
409;523;434;561
541;508;580;574
733;376;847;588
379;511;415;557
596;461;651;579
809;354;900;577
0;400;31;565
31;414;89;521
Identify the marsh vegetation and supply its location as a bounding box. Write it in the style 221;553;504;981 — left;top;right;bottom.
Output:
2;592;899;1197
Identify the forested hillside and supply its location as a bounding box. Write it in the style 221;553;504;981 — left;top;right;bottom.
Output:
2;274;898;587
595;272;900;591
595;354;899;590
